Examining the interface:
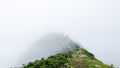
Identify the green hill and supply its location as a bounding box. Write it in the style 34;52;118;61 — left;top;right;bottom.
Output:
21;48;112;68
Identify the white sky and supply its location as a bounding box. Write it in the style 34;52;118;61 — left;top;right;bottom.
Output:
0;0;120;68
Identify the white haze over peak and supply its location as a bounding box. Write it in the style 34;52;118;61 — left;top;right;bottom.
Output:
17;33;79;66
0;0;120;68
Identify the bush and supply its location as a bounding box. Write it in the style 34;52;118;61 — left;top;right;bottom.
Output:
22;52;72;68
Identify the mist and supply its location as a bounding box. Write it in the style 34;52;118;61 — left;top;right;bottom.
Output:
0;0;120;68
17;33;80;67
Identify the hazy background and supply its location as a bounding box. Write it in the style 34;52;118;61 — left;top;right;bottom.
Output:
0;0;120;68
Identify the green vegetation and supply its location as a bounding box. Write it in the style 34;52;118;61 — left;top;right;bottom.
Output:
22;52;72;68
21;47;112;68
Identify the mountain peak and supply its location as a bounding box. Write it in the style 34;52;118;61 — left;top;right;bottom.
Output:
16;33;113;68
17;33;81;66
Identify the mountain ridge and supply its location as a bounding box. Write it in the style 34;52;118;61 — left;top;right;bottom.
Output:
16;33;113;68
21;47;112;68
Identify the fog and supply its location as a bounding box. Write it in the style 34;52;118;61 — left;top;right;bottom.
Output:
17;33;80;67
0;0;120;68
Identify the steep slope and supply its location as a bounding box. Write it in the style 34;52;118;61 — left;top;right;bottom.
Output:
17;33;112;68
70;48;111;68
21;48;112;68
